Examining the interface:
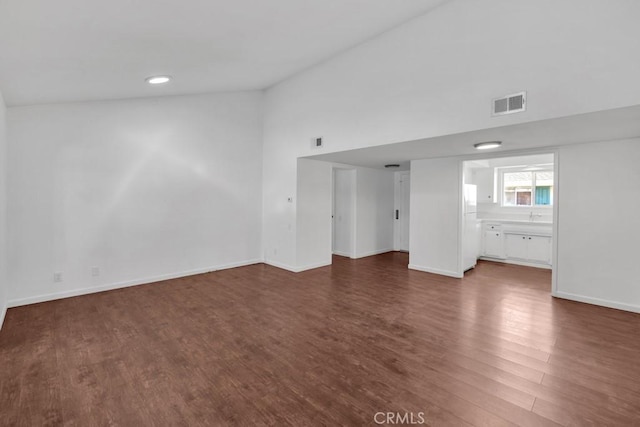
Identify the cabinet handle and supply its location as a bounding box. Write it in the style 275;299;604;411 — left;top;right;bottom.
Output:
522;236;526;239
529;237;532;240
496;233;499;236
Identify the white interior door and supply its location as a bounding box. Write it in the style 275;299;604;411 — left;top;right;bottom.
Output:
332;169;355;257
395;171;410;252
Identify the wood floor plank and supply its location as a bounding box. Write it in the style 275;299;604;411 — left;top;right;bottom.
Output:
2;254;640;425
532;396;619;427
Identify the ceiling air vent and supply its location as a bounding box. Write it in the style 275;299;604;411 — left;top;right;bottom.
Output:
492;91;526;116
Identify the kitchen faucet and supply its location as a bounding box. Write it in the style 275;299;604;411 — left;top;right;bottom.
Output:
529;211;543;221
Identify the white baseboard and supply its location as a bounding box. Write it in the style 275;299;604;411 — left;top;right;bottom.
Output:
333;248;393;259
478;257;552;270
263;259;298;272
0;303;6;331
354;248;394;259
264;260;331;273
7;258;264;308
296;261;332;272
332;250;353;258
408;264;463;279
553;291;640;314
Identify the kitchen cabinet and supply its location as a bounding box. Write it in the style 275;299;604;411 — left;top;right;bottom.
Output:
505;234;528;260
505;233;551;265
483;231;505;259
527;235;552;264
480;220;553;268
475;168;496;204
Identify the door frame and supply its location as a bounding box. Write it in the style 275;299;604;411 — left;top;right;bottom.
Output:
457;148;559;294
331;167;357;258
394;170;411;252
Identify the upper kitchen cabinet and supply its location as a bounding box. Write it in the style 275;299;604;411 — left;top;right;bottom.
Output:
475;168;496;204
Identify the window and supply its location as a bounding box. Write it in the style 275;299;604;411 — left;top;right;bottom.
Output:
502;169;553;206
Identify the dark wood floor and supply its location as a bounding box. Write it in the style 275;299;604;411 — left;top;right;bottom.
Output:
2;253;640;426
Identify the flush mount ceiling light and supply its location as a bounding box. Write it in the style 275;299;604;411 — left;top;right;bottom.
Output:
384;164;400;168
145;75;172;85
473;141;502;150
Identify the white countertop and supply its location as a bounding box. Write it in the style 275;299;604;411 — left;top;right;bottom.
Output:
480;218;553;226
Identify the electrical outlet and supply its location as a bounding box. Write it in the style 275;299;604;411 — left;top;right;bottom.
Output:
91;266;100;277
53;272;63;283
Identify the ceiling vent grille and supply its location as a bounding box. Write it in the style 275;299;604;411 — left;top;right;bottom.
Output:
492;92;526;116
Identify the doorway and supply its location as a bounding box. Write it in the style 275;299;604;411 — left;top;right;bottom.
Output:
332;168;355;257
461;153;556;289
394;171;410;252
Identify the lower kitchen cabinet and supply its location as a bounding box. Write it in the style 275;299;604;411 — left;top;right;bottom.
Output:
505;234;528;260
483;231;505;259
480;221;553;268
527;235;552;264
505;233;551;265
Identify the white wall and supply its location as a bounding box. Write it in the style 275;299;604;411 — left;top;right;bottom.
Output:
295;158;333;270
409;158;461;278
263;0;640;271
354;167;394;258
7;92;264;306
0;90;7;328
556;139;640;313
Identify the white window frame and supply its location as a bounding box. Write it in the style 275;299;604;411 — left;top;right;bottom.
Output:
498;166;554;208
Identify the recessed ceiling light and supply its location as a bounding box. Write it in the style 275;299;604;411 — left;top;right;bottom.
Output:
473;141;502;150
145;75;172;85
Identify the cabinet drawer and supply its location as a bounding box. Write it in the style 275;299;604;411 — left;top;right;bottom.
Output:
484;223;502;231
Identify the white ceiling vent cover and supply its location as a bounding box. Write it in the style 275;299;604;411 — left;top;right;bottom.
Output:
492;91;526;116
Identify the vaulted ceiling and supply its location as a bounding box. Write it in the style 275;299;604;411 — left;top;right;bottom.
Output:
0;0;447;106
